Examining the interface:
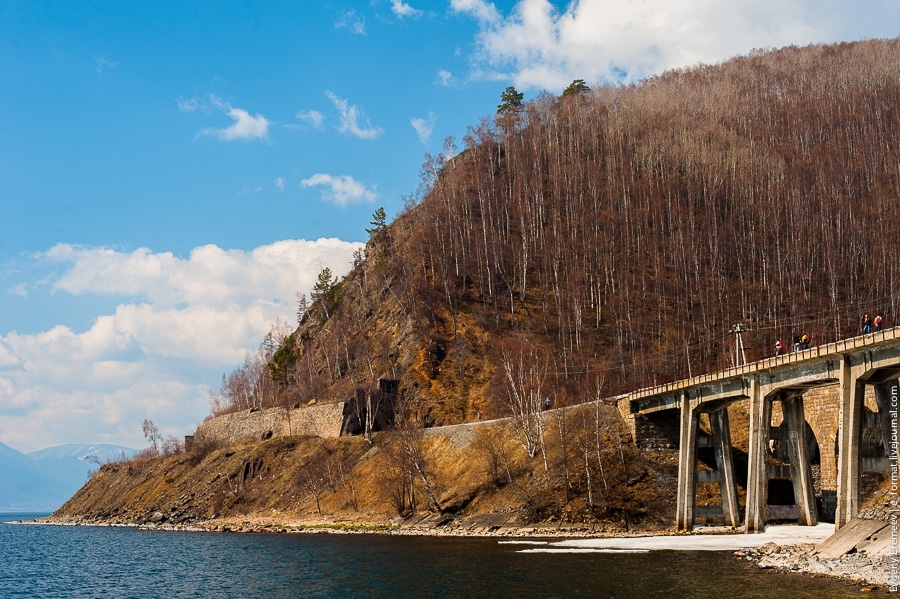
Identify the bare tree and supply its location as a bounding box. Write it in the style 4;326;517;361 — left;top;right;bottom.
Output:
141;419;160;456
496;338;552;470
296;445;331;515
391;419;442;513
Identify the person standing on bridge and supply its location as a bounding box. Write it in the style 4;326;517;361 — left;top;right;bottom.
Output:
863;314;872;334
874;314;883;332
774;340;785;356
800;333;810;350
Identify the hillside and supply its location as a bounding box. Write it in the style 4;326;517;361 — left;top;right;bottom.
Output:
55;39;899;529
54;408;673;533
263;38;900;425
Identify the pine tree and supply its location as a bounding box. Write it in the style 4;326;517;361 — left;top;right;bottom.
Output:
312;267;339;319
562;79;590;98
497;86;524;114
366;207;387;238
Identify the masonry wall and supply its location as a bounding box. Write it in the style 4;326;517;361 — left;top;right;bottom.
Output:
631;411;680;450
799;384;880;490
195;402;345;446
798;384;840;496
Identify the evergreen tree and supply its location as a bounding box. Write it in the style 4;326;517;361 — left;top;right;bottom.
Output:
366;206;387;238
365;206;392;263
268;337;296;386
562;79;590;98
497;86;524;114
312;267;339;318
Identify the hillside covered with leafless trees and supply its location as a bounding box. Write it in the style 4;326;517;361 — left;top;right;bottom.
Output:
216;38;900;426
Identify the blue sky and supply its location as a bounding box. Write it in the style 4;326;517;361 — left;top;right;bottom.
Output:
1;0;898;452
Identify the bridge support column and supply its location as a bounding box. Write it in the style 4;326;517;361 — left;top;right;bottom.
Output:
676;391;698;532
710;408;741;528
874;380;899;460
836;355;865;530
783;396;817;526
745;376;771;533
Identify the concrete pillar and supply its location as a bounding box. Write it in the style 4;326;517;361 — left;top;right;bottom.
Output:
836;355;865;530
710;408;741;528
782;396;818;526
874;380;899;458
745;376;772;533
676;391;699;532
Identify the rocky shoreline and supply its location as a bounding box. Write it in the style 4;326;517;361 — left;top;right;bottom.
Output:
736;541;890;589
733;496;899;590
30;512;671;538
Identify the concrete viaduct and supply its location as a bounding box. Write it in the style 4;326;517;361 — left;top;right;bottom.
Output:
621;327;900;533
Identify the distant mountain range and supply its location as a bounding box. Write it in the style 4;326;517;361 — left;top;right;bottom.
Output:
0;442;138;512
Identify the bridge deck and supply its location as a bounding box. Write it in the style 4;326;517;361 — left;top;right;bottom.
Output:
627;327;900;414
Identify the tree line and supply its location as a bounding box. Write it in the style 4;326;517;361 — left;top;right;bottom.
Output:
408;38;900;396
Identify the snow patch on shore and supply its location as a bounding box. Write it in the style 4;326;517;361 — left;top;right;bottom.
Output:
520;523;835;553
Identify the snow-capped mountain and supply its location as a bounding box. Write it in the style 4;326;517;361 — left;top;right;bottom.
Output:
0;442;138;512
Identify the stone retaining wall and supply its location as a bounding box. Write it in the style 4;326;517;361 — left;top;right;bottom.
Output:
195;402;345;445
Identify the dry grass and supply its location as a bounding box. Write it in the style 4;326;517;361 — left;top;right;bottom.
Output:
55;413;677;533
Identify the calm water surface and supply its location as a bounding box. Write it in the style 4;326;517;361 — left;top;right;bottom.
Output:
0;513;876;598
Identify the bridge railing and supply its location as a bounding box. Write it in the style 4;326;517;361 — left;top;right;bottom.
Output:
625;325;899;401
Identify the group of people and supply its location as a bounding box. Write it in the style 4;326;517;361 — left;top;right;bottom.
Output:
774;312;890;356
862;313;884;334
774;333;810;356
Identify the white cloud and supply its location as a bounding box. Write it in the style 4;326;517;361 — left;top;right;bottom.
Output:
275;177;286;190
452;0;900;90
92;54;119;73
325;91;385;139
0;344;19;368
199;95;270;141
336;9;366;34
300;173;378;207
391;0;422;18
8;283;27;298
450;0;501;24
43;240;360;309
0;239;363;452
236;184;263;197
177;96;208;113
411;113;436;144
295;109;325;128
437;69;456;86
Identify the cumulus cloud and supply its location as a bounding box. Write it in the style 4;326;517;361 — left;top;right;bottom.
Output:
300;173;378;206
275;177;286;190
325;91;385;139
43;240;360;309
336;9;366;34
199;95;270;141
295;109;325;128
451;0;501;24
0;239;363;452
452;0;900;89
411;113;436;144
391;0;422;18
437;69;456;87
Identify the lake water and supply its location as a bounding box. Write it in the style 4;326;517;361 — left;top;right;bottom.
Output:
0;513;875;598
